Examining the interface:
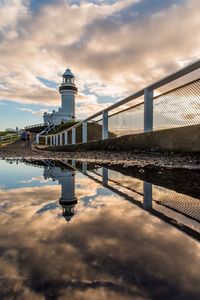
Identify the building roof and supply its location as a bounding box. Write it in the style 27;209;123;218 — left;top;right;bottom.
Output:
63;68;74;77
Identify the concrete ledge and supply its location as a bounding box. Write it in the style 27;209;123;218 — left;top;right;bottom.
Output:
37;124;200;154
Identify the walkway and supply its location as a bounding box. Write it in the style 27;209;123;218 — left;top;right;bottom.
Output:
0;138;199;170
0;139;37;156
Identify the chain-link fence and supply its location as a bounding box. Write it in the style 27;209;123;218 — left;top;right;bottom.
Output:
153;185;200;222
153;79;200;130
108;102;144;137
107;78;200;138
87;118;103;142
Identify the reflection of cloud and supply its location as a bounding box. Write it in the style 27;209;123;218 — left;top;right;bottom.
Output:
76;176;101;199
0;175;200;299
0;185;60;215
19;176;52;184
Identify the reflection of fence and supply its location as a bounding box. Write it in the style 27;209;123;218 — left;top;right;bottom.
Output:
38;59;200;146
84;165;200;224
153;186;200;223
67;162;200;239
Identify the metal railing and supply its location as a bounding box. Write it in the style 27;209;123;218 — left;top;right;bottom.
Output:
0;133;20;144
37;59;200;146
25;122;48;130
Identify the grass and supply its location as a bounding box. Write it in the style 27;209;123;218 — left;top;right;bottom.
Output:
48;121;79;134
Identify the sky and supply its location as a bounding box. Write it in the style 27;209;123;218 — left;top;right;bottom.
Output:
0;0;199;130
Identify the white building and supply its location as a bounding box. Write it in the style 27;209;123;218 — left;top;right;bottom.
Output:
43;68;78;125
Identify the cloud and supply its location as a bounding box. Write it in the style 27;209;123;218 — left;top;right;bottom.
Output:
16;107;52;115
19;175;52;183
0;0;199;121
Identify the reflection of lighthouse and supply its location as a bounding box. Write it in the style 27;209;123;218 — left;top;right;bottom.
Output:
43;165;77;222
59;170;78;222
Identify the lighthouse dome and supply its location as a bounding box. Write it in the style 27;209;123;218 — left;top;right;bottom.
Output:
63;68;74;77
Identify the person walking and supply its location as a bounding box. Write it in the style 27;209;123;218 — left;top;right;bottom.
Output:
26;131;31;147
21;130;27;141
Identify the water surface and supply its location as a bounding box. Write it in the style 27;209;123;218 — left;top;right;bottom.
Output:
0;159;199;299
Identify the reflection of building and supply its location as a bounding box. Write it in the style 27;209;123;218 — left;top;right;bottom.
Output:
44;165;78;222
43;68;78;125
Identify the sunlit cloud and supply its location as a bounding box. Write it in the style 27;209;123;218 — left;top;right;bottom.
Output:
16;108;52;116
19;175;52;183
0;0;199;124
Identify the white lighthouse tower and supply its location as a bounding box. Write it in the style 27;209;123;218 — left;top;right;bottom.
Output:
43;68;78;125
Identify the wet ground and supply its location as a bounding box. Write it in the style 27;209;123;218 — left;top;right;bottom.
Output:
0;139;200;170
0;158;199;299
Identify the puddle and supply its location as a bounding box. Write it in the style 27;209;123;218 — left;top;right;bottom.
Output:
0;159;200;299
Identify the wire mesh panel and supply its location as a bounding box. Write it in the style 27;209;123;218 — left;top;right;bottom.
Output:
108;170;144;195
60;132;65;145
153;185;200;222
39;136;45;145
75;124;83;144
153;79;200;130
67;130;72;145
87;119;103;142
108;103;144;137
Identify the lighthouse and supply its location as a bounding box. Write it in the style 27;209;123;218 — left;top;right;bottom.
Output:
43;68;78;125
59;68;78;120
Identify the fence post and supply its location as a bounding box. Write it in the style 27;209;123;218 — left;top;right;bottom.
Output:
36;134;39;144
56;135;58;146
59;133;63;146
50;136;52;146
143;182;152;210
72;128;76;144
144;88;154;132
53;135;55;145
82;161;87;174
102;167;108;186
72;159;76;168
82;122;87;143
102;111;108;140
45;136;47;146
64;131;68;145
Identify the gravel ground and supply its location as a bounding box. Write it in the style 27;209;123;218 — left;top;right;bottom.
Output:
0;139;200;170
